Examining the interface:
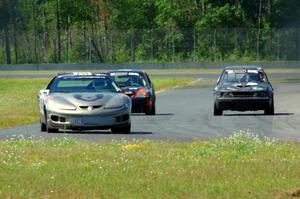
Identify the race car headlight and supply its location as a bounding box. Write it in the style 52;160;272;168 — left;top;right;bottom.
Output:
104;103;125;109
133;88;149;98
252;86;265;91
254;91;268;97
104;97;126;109
46;97;76;111
214;91;223;97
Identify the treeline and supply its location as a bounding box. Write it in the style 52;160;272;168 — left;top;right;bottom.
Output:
0;0;300;64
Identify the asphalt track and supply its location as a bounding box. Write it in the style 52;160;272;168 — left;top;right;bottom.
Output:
0;83;299;141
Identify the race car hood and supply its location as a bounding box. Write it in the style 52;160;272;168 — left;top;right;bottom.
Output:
216;82;269;92
46;92;126;110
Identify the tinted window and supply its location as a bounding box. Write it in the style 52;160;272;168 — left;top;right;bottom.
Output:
110;73;148;87
50;76;120;93
220;70;265;83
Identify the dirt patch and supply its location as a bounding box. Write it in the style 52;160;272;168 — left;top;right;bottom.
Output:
290;189;300;197
274;188;300;198
283;188;300;198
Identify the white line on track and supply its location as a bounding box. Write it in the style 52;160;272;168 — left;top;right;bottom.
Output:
155;78;202;95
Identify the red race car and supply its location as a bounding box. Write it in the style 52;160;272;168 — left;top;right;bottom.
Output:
108;70;156;115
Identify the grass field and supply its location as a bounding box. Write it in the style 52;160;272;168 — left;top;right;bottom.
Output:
2;68;300;75
0;77;196;129
0;131;299;198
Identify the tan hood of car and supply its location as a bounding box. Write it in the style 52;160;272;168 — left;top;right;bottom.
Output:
49;92;123;107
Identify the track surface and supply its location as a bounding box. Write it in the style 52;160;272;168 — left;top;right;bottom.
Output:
0;83;299;141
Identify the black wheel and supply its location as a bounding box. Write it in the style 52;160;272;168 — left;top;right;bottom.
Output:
145;103;156;115
40;123;47;132
264;98;274;115
111;124;131;134
214;103;223;116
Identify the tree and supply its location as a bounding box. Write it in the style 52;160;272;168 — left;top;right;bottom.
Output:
0;0;11;64
1;0;300;64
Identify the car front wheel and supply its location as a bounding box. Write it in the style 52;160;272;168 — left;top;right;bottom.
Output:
41;122;47;132
145;103;156;115
214;102;223;116
264;98;274;115
111;124;131;134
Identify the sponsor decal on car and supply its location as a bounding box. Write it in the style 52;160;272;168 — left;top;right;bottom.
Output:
74;94;104;102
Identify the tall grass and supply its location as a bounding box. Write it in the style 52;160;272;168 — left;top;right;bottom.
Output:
0;131;299;198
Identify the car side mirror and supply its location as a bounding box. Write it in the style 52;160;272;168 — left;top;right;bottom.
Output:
39;89;50;95
38;89;49;100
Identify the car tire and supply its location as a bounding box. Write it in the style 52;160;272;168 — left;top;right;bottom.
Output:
214;103;223;116
111;124;131;134
146;103;156;115
41;123;47;132
264;98;274;115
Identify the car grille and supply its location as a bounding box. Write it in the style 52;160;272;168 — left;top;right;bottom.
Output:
79;105;102;110
223;91;267;98
231;92;255;97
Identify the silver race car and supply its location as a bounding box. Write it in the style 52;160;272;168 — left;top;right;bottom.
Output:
213;66;274;116
38;72;132;133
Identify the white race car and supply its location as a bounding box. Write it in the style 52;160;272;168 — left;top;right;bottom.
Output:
38;72;132;133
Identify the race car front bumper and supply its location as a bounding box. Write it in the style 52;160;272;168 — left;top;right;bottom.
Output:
215;97;271;111
46;107;130;130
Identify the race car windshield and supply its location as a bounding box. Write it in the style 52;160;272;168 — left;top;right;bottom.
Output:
220;70;265;84
50;77;121;93
111;74;147;87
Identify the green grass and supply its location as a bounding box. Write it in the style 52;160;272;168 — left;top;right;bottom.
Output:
2;68;300;75
0;77;196;129
0;131;299;198
270;77;300;84
151;77;198;91
0;78;50;129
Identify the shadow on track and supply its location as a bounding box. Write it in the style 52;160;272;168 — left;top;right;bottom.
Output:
223;112;294;116
131;113;174;116
55;130;153;135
